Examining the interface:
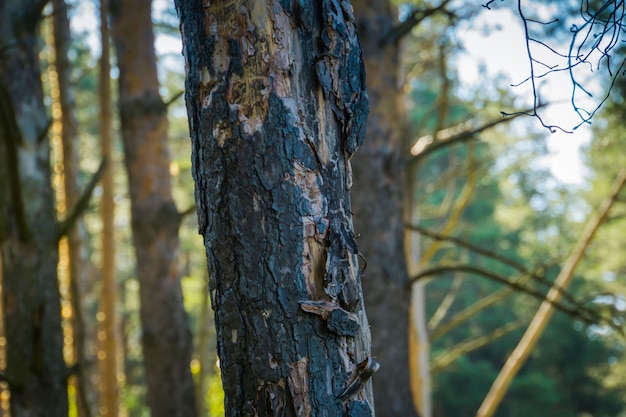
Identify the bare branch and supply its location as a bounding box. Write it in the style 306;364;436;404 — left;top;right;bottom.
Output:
431;321;524;374
165;90;184;107
486;0;626;131
406;223;527;272
430;276;525;340
408;105;546;165
179;204;197;219
57;158;107;241
428;275;464;331
406;221;603;314
410;264;605;326
381;0;455;45
482;0;499;10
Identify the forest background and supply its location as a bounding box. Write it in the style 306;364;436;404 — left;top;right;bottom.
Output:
1;0;625;416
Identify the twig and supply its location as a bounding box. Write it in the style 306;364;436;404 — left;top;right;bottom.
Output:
430;276;523;340
406;223;527;271
179;204;197;219
408;104;546;166
165;90;184;107
490;0;626;131
57;158;107;241
431;321;524;373
406;223;585;309
381;0;455;45
428;274;463;331
37;118;53;144
410;264;603;325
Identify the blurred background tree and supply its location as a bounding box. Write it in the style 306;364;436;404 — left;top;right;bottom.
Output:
0;0;624;416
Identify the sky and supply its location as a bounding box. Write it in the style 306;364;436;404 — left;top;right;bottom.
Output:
456;7;597;185
72;1;609;186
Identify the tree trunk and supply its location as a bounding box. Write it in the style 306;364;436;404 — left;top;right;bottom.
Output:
350;3;422;417
109;1;197;416
98;0;119;414
0;2;68;416
195;269;212;417
52;1;96;415
175;1;375;415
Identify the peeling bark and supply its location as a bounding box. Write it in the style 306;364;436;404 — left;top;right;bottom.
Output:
175;1;374;415
0;1;68;416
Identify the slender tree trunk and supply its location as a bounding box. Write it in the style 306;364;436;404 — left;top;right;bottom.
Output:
350;3;422;417
0;2;68;416
52;1;96;415
109;1;197;415
98;0;119;415
176;1;375;415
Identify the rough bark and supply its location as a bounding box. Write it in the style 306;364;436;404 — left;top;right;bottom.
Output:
0;1;68;416
52;0;96;415
109;1;197;416
98;0;119;414
175;1;375;416
350;3;421;417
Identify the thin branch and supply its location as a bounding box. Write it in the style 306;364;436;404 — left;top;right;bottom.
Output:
430;280;517;340
526;17;559;25
434;42;451;139
408;105;545;166
408;221;612;320
508;1;571;133
37;118;53;144
416;159;491;211
406;223;527;272
489;0;626;131
165;90;184;107
410;264;603;325
179;204;197;219
381;0;455;45
428;275;464;331
417;144;476;269
482;0;498;10
57;158;107;241
431;321;524;374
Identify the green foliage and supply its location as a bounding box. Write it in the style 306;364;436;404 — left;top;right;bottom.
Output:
205;367;226;417
404;8;626;414
433;357;497;416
